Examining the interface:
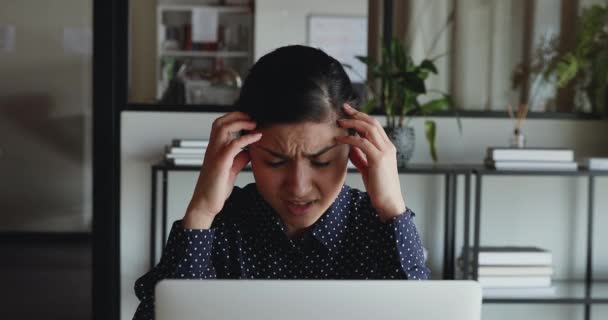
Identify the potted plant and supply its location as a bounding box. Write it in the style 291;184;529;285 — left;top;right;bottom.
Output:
354;38;460;165
547;4;608;115
514;4;608;115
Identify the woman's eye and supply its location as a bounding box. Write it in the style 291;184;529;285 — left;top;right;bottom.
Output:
312;161;331;168
266;161;286;168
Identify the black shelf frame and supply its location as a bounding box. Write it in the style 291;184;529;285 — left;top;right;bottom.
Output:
149;161;474;281
123;103;606;120
93;0;125;318
462;168;608;319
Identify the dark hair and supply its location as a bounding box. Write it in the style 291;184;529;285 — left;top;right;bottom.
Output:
234;45;359;127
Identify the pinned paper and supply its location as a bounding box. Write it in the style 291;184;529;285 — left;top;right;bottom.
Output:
63;27;92;55
0;25;16;52
308;16;368;82
191;8;218;42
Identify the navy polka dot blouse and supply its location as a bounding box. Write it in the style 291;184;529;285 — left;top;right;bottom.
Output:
133;183;430;320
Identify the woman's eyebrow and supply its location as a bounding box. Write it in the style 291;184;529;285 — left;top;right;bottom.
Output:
257;144;338;160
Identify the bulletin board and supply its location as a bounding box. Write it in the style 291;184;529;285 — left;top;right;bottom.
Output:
307;15;368;82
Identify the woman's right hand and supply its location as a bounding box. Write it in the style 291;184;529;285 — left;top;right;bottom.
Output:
183;112;262;229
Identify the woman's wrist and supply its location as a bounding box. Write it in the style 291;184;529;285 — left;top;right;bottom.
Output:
182;208;216;230
376;201;406;222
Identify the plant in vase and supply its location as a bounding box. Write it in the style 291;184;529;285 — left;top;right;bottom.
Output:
548;4;608;115
354;38;460;166
513;4;608;115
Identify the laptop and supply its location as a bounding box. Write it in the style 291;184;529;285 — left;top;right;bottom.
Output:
155;280;482;320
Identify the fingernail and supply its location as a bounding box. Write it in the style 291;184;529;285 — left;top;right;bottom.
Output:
343;104;352;110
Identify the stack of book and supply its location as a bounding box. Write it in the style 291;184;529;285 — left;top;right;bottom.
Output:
165;139;208;166
586;157;608;170
472;246;555;298
485;147;577;171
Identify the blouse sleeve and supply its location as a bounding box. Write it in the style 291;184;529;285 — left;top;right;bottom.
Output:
132;220;217;320
132;186;245;320
377;209;431;280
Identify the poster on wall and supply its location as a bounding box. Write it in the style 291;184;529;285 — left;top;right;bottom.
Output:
307;15;367;83
0;25;16;52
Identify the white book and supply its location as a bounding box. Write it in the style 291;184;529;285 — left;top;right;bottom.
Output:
474;247;552;266
165;153;205;159
483;286;556;298
587;158;608;170
166;146;206;154
172;139;209;148
170;158;203;166
478;266;553;276
169;158;253;168
478;276;552;288
487;147;574;162
487;160;578;171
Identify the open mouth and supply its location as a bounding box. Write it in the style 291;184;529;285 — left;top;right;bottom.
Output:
285;200;317;216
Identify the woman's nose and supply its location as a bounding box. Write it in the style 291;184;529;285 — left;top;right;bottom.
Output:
285;163;312;196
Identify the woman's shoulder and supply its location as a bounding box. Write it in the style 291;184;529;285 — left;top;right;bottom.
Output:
341;185;383;223
213;183;263;226
341;184;371;208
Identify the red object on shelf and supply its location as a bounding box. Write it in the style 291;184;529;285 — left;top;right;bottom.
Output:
183;24;192;50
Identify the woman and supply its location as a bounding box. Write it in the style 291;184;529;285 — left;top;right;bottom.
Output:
133;45;430;320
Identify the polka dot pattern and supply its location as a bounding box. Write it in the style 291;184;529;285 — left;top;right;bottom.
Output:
133;184;430;319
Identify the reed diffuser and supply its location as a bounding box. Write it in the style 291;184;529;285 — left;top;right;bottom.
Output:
507;104;528;148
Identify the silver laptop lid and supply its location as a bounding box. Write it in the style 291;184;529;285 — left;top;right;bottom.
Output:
155;280;481;320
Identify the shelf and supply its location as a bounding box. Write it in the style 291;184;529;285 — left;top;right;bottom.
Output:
124;103;234;113
475;167;608;176
120;104;606;119
160;50;250;58
483;280;608;304
592;280;608;302
152;160;475;174
147;160;608;176
158;4;251;13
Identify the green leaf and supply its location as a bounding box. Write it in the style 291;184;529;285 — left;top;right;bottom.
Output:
419;59;438;74
397;72;427;93
555;53;580;87
356;55;374;66
393;38;407;71
360;98;377;114
418;70;430;80
420;98;450;115
425;120;438;162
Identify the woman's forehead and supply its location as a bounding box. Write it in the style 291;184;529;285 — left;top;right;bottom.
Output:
255;121;345;153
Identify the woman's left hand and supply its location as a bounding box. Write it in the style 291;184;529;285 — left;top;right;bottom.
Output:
335;103;406;222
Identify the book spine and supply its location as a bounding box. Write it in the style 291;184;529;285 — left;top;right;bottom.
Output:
489;149;574;162
478;253;552;266
172;139;210;148
478;266;553;276
478;276;552;288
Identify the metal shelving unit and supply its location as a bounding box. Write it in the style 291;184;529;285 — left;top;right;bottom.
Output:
460;167;608;320
148;160;608;318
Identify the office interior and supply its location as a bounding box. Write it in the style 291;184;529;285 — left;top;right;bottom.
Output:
1;0;608;319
